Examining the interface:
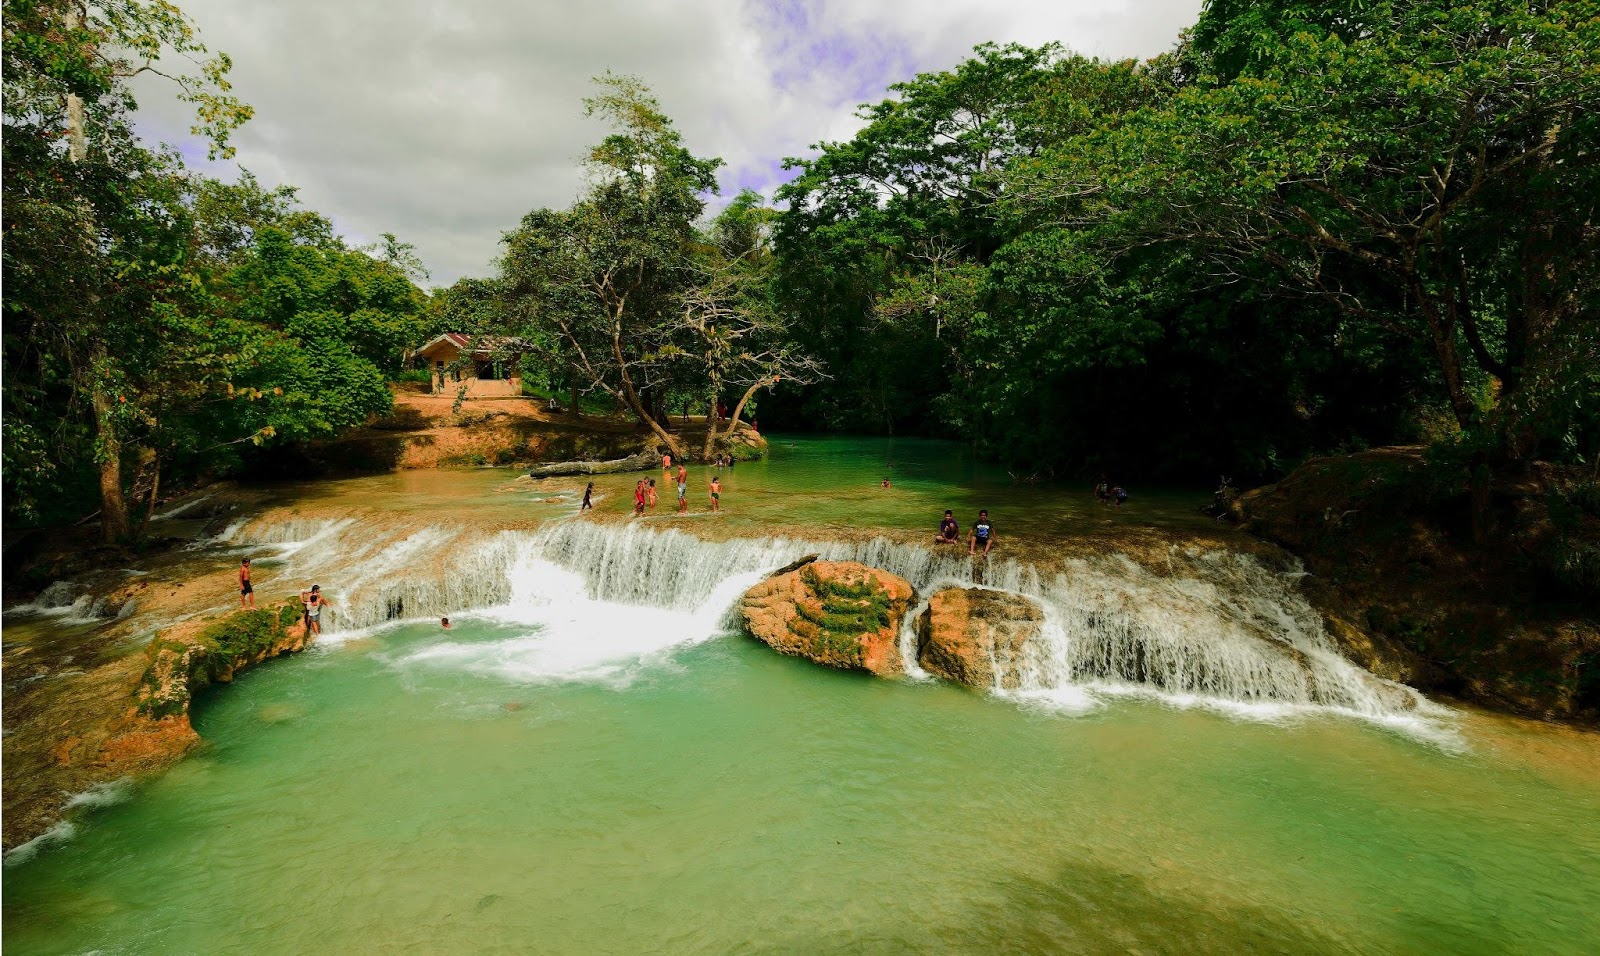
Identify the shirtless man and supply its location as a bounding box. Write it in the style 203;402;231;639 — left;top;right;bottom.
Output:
677;465;689;514
239;558;255;608
709;475;722;512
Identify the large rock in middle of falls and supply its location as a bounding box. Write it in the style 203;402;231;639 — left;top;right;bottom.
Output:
916;587;1043;690
739;561;914;676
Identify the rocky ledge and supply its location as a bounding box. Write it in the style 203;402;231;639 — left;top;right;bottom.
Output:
739;560;914;676
3;603;315;853
916;587;1043;690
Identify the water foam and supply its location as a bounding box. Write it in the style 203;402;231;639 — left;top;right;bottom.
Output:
230;515;1448;733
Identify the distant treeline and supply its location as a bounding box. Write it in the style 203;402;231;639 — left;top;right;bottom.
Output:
756;2;1598;482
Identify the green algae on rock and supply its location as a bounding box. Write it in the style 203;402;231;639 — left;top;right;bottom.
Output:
739;561;913;675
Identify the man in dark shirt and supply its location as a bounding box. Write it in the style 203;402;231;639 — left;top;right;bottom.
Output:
969;510;995;557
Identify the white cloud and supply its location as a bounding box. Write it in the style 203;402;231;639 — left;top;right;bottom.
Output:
133;0;1200;284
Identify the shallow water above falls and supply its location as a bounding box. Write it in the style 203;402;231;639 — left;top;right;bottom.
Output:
5;435;1600;954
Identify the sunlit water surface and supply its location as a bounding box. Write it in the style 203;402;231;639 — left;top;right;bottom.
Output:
4;436;1599;954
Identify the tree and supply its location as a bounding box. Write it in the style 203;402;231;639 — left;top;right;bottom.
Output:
688;195;825;456
2;0;251;539
496;74;723;458
1007;0;1600;463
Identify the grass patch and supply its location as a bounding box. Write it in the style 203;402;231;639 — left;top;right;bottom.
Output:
135;603;304;718
792;567;893;664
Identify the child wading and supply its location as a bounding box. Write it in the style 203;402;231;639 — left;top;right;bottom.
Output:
709;475;722;512
581;482;594;512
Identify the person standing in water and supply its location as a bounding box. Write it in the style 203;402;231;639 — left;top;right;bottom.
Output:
238;558;255;608
969;510;995;557
662;452;673;483
677;466;689;514
633;479;647;516
581;482;594;512
709;475;722;512
300;585;331;635
647;478;659;510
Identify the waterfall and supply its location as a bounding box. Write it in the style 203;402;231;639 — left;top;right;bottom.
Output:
228;516;1433;720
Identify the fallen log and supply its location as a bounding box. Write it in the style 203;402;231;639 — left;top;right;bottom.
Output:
527;451;657;478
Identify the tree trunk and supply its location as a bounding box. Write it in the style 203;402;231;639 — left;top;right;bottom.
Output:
719;380;768;453
701;389;718;460
612;354;683;459
149;457;161;520
1414;283;1477;429
92;382;131;543
64;5;87;162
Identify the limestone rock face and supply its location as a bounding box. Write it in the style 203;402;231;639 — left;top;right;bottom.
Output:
916;588;1043;690
739;561;914;675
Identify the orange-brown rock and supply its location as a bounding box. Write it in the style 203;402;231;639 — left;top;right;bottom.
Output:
3;603;315;852
916;587;1043;690
739;561;914;675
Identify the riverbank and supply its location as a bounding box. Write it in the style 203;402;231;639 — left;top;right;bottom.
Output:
1238;448;1600;723
306;385;767;473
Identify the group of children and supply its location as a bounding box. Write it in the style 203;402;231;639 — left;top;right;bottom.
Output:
594;453;729;519
1093;475;1130;507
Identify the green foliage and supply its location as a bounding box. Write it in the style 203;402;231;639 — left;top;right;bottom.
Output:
1;1;427;532
482;76;820;459
768;8;1598;481
197;607;282;660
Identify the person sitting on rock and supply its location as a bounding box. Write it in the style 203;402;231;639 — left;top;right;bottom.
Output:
969;510;995;558
936;510;959;544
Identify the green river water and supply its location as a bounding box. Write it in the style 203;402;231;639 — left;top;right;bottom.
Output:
4;436;1599;954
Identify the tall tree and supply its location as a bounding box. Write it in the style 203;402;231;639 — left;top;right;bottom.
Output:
1007;0;1600;462
2;0;250;539
496;75;723;458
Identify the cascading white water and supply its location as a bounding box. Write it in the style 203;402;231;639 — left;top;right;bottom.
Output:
228;515;1435;722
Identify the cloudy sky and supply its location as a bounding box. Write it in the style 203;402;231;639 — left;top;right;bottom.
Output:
138;0;1200;285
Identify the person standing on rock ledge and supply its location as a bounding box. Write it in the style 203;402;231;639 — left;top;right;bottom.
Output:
969;510;995;558
239;558;255;608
